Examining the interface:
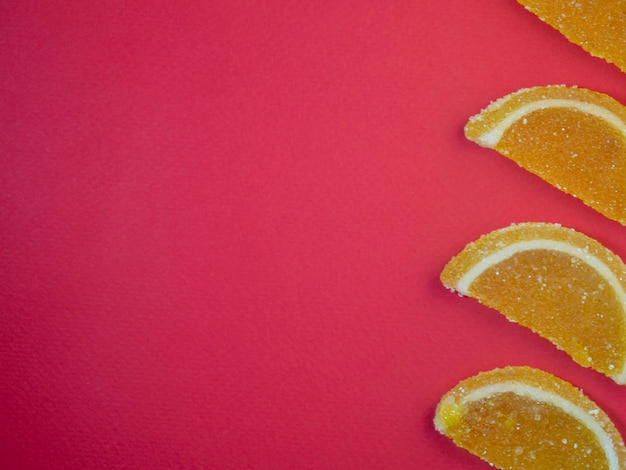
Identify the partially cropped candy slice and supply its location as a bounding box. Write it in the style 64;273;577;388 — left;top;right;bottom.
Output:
441;222;626;384
435;366;626;469
465;85;626;225
517;0;626;74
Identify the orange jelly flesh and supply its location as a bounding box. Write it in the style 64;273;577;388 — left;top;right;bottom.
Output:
496;107;626;223
435;367;626;469
445;393;609;469
469;249;626;376
517;0;626;74
464;86;626;226
440;222;626;383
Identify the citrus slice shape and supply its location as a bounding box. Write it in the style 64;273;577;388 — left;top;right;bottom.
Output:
517;0;626;74
464;85;626;225
434;366;626;469
441;222;626;384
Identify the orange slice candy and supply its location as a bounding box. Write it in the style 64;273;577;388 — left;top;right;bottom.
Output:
464;85;626;225
517;0;626;74
434;366;626;469
441;222;626;384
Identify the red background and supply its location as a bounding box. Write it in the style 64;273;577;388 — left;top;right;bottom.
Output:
2;1;626;468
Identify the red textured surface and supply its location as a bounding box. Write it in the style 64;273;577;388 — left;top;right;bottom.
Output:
2;2;626;469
